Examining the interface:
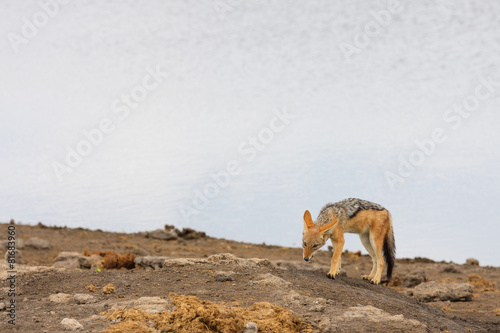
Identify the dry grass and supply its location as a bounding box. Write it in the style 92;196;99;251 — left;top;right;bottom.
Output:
102;293;314;333
468;274;496;291
82;247;136;269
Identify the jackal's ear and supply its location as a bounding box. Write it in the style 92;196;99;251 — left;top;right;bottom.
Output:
319;219;338;235
303;210;314;229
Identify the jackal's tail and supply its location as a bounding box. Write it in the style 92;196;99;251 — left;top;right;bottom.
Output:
383;214;396;280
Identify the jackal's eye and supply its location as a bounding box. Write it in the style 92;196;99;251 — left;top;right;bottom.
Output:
302;242;307;248
313;244;320;249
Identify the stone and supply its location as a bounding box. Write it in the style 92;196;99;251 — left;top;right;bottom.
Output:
110;296;171;314
0;239;24;249
54;252;86;263
251;273;291;289
214;271;235;282
49;293;73;303
54;252;86;261
176;228;206;240
4;249;22;264
146;229;178;241
25;237;51;249
338;305;427;332
402;270;426;288
79;255;103;269
207;253;271;268
163;258;195;267
243;322;258;333
61;318;83;331
308;304;325;312
131;297;169;314
440;264;462;274
412;281;474;302
53;252;90;269
0;302;5;310
74;294;97;304
466;258;479;266
135;256;169;269
53;259;80;269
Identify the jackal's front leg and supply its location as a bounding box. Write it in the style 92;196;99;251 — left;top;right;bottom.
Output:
327;237;344;279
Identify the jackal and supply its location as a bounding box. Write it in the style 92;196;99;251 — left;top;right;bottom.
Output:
302;198;395;285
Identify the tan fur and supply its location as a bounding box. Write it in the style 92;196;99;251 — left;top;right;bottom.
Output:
302;209;393;285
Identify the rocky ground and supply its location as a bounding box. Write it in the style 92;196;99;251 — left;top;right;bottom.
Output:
0;222;499;332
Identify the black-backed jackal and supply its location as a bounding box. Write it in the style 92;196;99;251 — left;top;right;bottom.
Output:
302;198;395;285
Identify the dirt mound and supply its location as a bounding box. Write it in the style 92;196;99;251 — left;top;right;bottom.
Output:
103;293;314;333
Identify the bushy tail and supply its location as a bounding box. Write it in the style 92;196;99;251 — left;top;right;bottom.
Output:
383;215;396;281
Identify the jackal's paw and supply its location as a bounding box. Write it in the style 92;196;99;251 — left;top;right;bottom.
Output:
370;278;381;285
326;272;337;279
362;275;370;280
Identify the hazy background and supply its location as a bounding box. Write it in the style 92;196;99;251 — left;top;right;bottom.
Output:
1;0;499;266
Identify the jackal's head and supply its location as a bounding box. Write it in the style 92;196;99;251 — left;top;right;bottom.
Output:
302;210;338;262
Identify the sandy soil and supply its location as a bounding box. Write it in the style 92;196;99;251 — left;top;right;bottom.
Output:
0;222;499;332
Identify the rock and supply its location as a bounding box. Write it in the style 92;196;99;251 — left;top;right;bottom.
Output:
61;318;83;331
0;302;5;310
412;281;474;302
79;255;103;269
131;297;169;314
243;322;258;333
25;237;51;249
157;253;273;271
54;252;85;263
4;249;22;264
466;258;479;266
49;293;73;303
53;259;80;269
0;239;24;249
111;296;171;314
339;306;427;332
176;228;206;240
146;229;178;241
135;256;169;269
102;284;116;294
251;273;291;289
402;270;426;288
207;253;272;268
308;304;325;312
53;251;98;269
163;258;195;267
214;271;235;282
74;294;97;304
440;264;462;274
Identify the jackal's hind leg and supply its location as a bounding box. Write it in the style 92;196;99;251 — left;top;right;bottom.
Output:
360;232;377;281
369;235;385;285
